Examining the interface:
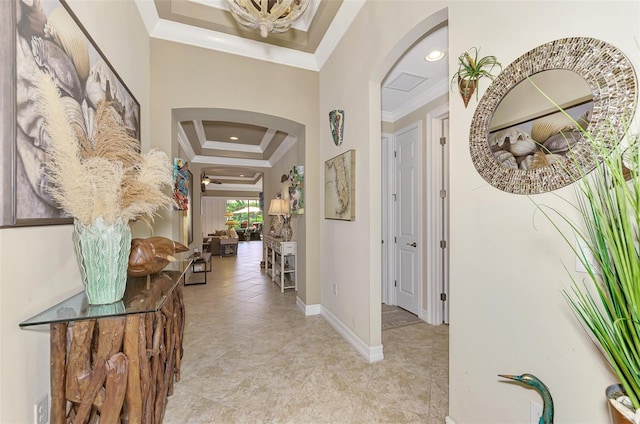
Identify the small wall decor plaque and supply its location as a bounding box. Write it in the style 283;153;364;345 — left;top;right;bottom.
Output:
288;165;304;215
329;110;344;146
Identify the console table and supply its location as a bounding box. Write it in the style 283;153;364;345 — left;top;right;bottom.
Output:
263;235;297;292
20;261;189;424
186;252;211;285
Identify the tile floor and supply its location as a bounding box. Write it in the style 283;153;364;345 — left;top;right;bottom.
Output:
164;241;449;423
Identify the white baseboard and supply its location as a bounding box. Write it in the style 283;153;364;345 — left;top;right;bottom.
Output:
445;416;456;424
296;297;321;316
320;306;384;363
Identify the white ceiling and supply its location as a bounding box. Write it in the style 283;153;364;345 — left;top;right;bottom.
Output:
134;1;449;193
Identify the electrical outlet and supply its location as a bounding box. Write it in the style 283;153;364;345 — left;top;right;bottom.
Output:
575;239;601;274
332;284;338;295
34;394;48;424
530;400;542;424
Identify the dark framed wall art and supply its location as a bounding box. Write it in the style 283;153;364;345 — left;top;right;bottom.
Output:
187;170;193;245
1;0;140;227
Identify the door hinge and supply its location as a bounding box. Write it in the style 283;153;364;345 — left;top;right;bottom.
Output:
440;240;447;249
440;189;447;198
394;280;397;287
440;136;446;146
394;150;397;158
440;293;447;301
394;236;397;243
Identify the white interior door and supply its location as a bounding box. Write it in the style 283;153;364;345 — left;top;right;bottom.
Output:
395;122;421;315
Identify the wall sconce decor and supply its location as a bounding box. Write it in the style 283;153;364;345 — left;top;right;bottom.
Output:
329;110;345;146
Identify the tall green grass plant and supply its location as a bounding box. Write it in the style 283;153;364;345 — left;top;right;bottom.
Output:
534;90;640;408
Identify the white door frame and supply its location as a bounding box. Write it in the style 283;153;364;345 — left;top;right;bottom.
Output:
425;104;449;325
381;133;394;305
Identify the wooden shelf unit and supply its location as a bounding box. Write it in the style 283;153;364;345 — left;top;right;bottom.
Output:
263;235;297;292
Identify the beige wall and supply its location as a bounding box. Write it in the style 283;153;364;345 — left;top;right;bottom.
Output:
0;1;151;422
319;0;449;354
149;39;319;304
3;1;639;423
320;1;639;423
448;3;638;423
262;143;307;294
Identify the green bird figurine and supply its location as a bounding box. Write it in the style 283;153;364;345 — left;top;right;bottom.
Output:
499;373;553;424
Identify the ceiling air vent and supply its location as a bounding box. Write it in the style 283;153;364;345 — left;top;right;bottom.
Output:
384;72;428;92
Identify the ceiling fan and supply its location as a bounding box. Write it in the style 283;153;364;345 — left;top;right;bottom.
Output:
201;172;222;192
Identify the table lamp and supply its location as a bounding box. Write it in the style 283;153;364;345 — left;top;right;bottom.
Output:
268;199;292;241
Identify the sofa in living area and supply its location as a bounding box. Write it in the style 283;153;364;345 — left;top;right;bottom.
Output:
203;230;239;256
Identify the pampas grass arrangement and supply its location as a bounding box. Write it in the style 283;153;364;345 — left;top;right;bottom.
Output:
34;70;173;226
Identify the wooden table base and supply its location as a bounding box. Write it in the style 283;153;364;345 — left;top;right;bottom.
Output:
49;286;184;424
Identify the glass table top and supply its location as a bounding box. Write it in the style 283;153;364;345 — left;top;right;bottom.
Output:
20;259;190;327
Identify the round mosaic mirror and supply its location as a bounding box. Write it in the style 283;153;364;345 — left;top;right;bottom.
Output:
469;37;638;194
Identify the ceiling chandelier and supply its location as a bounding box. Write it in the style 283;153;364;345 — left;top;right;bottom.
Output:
227;0;309;38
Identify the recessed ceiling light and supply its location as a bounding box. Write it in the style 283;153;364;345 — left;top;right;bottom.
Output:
230;136;239;141
425;50;445;62
239;174;245;177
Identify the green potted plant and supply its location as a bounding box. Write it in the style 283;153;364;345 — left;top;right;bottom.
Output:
535;98;640;423
451;47;501;108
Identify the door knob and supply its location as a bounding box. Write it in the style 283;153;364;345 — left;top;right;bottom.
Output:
407;242;417;247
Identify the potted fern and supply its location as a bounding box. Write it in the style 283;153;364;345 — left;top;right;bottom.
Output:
451;47;501;108
535;104;640;422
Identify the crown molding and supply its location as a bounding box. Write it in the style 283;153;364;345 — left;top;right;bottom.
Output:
192;155;271;168
314;0;365;69
134;0;364;71
178;124;197;160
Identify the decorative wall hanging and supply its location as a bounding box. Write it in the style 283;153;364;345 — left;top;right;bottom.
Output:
469;37;637;194
288;165;304;215
1;0;140;227
324;150;355;221
329;109;345;146
173;158;189;210
451;47;501;108
186;170;193;244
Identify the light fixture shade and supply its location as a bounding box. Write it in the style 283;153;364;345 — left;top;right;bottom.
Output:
227;0;309;38
201;176;211;185
224;212;233;217
268;199;289;216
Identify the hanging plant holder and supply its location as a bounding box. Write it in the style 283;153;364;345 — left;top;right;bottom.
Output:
451;47;501;108
458;77;477;108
